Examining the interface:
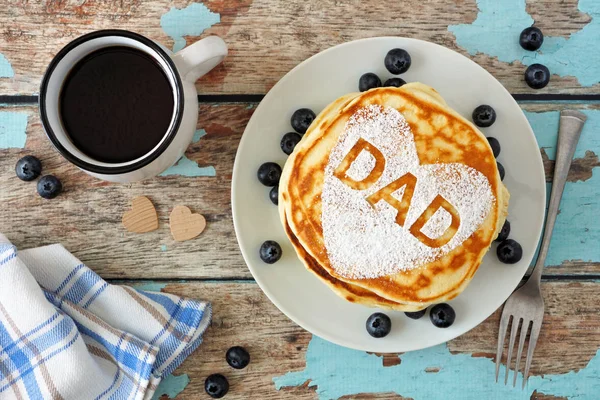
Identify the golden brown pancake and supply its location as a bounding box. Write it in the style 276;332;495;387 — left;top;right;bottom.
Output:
280;83;508;309
282;214;424;311
279;93;424;311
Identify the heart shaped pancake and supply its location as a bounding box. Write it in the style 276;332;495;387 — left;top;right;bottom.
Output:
322;104;494;279
279;83;508;308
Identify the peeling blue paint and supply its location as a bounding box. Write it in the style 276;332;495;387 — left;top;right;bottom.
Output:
160;155;216;177
274;336;600;399
132;282;168;292
524;110;600;266
160;3;221;52
526;110;598;161
192;128;207;143
160;129;216;177
0;112;28;148
449;0;600;86
0;53;14;78
152;373;190;400
160;244;168;252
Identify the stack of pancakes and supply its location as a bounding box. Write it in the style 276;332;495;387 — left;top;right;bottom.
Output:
279;83;509;311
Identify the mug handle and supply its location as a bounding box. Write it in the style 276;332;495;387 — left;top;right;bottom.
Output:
172;36;228;82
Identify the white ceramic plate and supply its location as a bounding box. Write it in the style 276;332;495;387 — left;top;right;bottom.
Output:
231;37;545;352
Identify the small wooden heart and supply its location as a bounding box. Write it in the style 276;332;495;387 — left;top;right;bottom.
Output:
169;205;206;241
122;196;159;233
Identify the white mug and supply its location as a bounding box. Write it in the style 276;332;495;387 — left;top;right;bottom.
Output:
39;29;227;182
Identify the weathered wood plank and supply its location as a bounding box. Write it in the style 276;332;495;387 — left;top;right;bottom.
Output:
1;102;599;278
0;104;251;279
142;280;600;399
0;0;598;95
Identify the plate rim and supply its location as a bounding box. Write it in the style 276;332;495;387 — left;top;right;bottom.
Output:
231;36;546;352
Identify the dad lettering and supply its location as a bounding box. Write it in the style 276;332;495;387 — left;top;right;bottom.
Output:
333;138;460;248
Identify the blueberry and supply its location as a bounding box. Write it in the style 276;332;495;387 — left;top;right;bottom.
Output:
204;374;229;399
429;303;456;328
497;239;523;264
359;73;382;92
495;220;511;242
472;105;496;128
384;48;411;74
366;312;391;338
519;27;544;51
15;155;42;181
269;185;279;205
257;162;281;186
404;309;427;320
226;346;250;369
487;137;501;158
260;240;282;264
291;108;316;134
525;64;550;89
383;77;406;88
281;132;302;155
37;175;62;199
497;161;505;181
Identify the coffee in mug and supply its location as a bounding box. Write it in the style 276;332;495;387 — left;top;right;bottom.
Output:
40;29;227;182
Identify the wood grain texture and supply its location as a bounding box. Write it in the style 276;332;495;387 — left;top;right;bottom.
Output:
0;2;598;399
521;102;600;184
1;102;599;279
0;0;598;95
169;205;207;241
122;196;159;233
0;104;251;279
147;280;600;399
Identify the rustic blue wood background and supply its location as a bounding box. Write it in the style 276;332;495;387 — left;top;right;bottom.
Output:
0;0;599;399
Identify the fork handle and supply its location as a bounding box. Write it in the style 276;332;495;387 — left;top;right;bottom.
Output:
530;110;587;283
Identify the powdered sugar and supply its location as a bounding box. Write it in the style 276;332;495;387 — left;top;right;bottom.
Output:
421;207;452;240
321;105;495;279
346;150;376;182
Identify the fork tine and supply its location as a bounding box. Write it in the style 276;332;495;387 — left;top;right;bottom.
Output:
505;317;520;384
522;320;542;389
513;319;531;387
495;314;511;382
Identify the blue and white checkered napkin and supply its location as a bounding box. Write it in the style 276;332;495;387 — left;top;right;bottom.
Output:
0;234;211;400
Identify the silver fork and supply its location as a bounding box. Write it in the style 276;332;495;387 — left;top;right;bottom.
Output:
495;110;587;388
